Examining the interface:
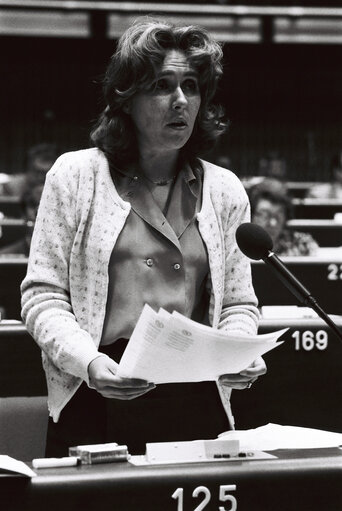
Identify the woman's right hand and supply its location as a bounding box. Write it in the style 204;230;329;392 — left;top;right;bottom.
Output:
88;355;155;400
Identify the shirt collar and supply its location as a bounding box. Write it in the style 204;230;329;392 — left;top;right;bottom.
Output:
112;158;202;198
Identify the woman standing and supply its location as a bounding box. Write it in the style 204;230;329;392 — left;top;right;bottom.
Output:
21;18;265;456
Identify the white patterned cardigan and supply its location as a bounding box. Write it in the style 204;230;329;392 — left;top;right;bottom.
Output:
21;148;259;425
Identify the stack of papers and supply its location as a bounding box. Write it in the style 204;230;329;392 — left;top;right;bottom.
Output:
218;423;342;451
0;455;36;477
117;304;287;384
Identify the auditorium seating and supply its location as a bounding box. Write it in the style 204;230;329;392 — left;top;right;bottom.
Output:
0;396;48;461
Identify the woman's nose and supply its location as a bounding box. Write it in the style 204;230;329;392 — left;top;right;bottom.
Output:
172;86;187;109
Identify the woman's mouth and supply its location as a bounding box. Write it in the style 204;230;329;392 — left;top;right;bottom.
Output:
167;121;188;130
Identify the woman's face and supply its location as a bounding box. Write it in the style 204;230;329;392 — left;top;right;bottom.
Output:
253;198;287;243
126;49;201;157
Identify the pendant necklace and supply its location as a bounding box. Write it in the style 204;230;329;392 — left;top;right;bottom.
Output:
142;174;176;186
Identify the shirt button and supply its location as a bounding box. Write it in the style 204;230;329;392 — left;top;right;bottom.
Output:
146;258;153;267
173;263;181;271
133;176;138;180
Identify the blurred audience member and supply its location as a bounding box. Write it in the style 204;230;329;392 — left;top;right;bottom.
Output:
258;151;287;182
242;152;288;192
250;181;319;257
1;143;58;197
0;183;44;257
307;152;342;200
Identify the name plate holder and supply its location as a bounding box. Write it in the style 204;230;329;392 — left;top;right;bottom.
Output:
129;439;276;466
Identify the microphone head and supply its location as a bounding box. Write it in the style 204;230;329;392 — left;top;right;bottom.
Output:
236;222;273;260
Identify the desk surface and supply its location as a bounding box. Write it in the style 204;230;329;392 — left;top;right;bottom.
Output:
1;448;341;511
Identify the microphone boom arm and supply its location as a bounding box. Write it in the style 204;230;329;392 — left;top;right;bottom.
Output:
264;251;342;344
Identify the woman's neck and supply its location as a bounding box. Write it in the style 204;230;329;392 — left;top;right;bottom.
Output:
138;149;180;182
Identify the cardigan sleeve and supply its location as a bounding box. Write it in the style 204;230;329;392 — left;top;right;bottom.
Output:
21;154;100;384
218;187;260;337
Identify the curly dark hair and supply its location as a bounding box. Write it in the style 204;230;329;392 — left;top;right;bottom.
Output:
90;18;226;167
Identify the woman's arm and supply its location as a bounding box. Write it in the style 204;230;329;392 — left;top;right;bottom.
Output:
219;196;259;337
218;189;266;389
21;155;100;383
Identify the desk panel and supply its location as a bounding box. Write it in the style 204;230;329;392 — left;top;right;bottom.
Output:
0;323;46;396
0;196;22;219
0;258;27;319
251;257;342;315
1;449;341;511
287;219;342;247
1;319;341;434
232;318;342;432
0;219;27;248
292;199;342;219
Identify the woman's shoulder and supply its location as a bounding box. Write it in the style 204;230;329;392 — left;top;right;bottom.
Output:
200;159;245;188
47;148;108;189
199;159;248;203
49;148;105;175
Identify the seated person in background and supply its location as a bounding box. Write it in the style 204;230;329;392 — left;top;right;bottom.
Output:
258;152;287;182
0;183;44;257
306;152;342;200
242;152;288;192
1;143;58;197
250;181;319;257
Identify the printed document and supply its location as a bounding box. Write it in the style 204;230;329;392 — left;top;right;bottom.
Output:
117;304;287;383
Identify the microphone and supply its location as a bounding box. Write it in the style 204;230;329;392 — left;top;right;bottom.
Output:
236;222;342;344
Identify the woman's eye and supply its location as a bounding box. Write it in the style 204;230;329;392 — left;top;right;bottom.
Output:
155;79;169;91
183;79;199;93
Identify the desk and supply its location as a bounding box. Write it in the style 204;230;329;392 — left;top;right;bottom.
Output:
1;317;341;433
251;257;342;315
292;198;342;219
287;181;325;199
0;219;27;248
0;322;46;396
0;196;22;219
1;448;341;511
232;317;342;432
0;258;27;319
286;219;342;247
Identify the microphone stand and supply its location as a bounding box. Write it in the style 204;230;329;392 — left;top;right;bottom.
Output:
264;251;342;344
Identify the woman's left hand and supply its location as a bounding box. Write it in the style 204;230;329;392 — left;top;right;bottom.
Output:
218;357;267;390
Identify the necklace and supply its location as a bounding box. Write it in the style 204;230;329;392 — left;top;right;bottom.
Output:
142;174;176;186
